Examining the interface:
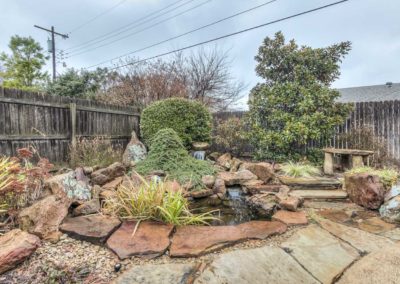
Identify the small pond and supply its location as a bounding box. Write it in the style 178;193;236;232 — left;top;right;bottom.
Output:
190;186;270;226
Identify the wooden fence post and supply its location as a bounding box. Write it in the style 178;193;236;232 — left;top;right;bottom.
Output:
69;103;77;147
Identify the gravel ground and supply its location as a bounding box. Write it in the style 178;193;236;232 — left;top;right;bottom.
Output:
1;226;303;284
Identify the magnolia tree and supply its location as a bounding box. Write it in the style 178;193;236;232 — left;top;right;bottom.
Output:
247;32;353;161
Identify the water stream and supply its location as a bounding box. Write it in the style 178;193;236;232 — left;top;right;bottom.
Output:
192;151;206;160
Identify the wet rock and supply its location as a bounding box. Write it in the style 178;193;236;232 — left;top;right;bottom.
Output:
202;175;215;188
213;178;226;195
114;263;198;284
207;194;223;206
91;162;126;186
337;243;400;284
379;196;400;223
60;215;121;245
192;142;210;151
19;195;70;240
170;221;287;257
195;246;318;284
107;221;174;259
240;162;275;183
0;229;41;274
246;194;277;217
216;153;232;170
272;210;308;226
345;173;385;209
122;130;147;166
189;189;213;199
219;170;258;186
281;225;359;284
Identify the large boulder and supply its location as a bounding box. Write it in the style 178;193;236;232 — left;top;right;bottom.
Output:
213;178;226;195
91;162;125;186
240;162;275;183
216;153;232;170
45;169;91;201
0;229;41;274
345;173;385;209
219;170;258;186
380;196;400;223
122;130;147;166
246;194;277;217
18;195;70;240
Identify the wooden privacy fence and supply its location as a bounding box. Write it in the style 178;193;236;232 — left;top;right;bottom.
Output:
0;87;141;163
213;100;400;162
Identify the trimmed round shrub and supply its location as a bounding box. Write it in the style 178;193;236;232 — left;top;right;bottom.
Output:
140;98;212;147
136;128;215;189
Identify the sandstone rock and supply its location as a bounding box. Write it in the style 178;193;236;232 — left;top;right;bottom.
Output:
0;229;41;274
216;153;232;169
317;218;394;253
281;225;359;284
195;246;318;284
229;158;242;172
83;167;94;175
164;180;183;193
241;179;264;194
219;170;258;186
122;130;147;166
107;221;174;259
208;152;221;161
190;189;213;199
244;183;283;195
246;194;277;217
170;221;287;257
60;215;121;244
272;210;308;226
19;195;70;240
290;189;348;200
202;175;215;188
240;162;274;183
99;189;116;200
192;142;210;151
213;178;226;195
91;162;125;186
279;196;303;211
279;176;341;189
337;243;400;284
114;263;198;284
72;198;100;216
102;177;123;191
380;196;400;224
358;217;396;234
345;173;385;209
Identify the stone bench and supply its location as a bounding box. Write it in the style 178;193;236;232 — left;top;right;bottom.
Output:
323;148;374;175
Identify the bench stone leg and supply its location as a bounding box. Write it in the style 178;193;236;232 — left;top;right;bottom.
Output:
324;153;334;175
352;155;364;168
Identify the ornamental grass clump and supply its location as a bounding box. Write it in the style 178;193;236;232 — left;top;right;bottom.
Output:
346;166;398;189
280;161;321;178
103;174;217;225
136;128;215;189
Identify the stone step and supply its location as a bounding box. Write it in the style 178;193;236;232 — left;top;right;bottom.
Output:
290;189;348;199
278;176;342;189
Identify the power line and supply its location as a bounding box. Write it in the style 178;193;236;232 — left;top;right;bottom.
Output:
66;0;211;57
99;0;350;71
68;0;128;34
86;0;278;69
65;0;193;51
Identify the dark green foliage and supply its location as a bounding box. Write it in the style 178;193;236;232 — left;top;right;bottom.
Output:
46;68;109;98
247;32;353;162
136;128;215;189
140;98;212;147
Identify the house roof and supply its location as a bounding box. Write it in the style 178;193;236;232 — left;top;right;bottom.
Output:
337;82;400;103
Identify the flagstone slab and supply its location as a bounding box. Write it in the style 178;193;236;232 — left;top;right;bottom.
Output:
317;219;394;253
290;189;348;199
170;221;287;257
113;263;198;284
357;217;396;234
303;201;363;210
337;243;400;284
60;215;121;244
380;228;400;240
107;221;174;259
272;210;308;226
281;225;359;284
194;246;318;284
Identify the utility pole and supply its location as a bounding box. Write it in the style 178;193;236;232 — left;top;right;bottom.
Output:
34;25;68;81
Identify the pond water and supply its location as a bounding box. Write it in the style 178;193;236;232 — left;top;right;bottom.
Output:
190;186;269;226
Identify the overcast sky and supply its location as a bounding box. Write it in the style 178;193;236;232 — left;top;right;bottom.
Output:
1;0;399;109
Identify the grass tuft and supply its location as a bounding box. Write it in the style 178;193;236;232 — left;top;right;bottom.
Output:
280;161;321;178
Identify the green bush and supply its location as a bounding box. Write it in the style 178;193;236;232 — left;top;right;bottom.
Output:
214;117;249;156
136;128;215;189
140;98;212;147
